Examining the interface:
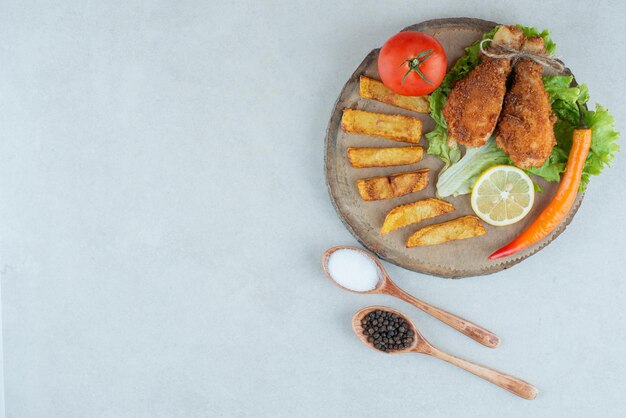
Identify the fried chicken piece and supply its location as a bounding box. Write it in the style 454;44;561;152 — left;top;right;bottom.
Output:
495;37;557;168
442;25;525;148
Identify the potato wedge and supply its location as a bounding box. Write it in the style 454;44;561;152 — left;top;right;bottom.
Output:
359;76;430;113
341;109;422;144
381;198;454;235
406;216;487;247
357;170;429;201
347;147;423;168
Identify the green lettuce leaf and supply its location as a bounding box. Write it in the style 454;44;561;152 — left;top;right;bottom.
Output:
583;105;620;176
424;126;460;169
543;75;580;105
540;76;620;190
436;139;510;197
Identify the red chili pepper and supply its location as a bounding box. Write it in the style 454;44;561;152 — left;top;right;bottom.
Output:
489;128;592;260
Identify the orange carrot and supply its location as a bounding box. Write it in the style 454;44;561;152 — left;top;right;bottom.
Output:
489;128;592;260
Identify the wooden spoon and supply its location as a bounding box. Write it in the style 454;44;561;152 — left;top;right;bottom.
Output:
352;306;538;400
322;246;500;348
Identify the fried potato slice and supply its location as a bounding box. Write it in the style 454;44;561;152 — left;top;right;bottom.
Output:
357;170;429;201
359;76;430;113
406;216;487;247
347;147;423;168
341;109;422;144
381;198;454;235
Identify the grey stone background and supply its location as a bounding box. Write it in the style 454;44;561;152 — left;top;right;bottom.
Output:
1;1;625;417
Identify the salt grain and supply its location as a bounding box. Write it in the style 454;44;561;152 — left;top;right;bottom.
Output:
326;249;381;292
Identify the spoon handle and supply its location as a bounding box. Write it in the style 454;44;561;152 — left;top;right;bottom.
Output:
389;286;500;348
425;346;538;400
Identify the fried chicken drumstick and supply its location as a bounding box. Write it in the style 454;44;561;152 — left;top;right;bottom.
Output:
495;36;557;168
442;25;525;148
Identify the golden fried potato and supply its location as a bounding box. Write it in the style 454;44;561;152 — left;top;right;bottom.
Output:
406;216;486;247
341;109;422;144
357;170;428;201
381;198;454;235
347;147;423;168
359;76;430;113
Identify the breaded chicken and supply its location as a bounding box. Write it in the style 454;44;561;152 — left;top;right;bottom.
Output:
442;25;525;148
495;37;557;168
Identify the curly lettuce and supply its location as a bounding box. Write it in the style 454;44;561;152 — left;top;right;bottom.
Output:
526;76;620;190
435;139;509;198
428;25;619;197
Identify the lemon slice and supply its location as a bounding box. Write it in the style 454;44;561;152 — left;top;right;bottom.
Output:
471;165;535;227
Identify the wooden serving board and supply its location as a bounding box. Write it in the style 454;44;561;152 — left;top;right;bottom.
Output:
324;18;583;278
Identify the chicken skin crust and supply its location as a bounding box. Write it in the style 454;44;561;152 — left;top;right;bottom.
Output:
442;25;525;148
495;36;557;168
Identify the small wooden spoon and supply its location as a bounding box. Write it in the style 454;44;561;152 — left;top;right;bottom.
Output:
322;246;500;348
352;306;538;400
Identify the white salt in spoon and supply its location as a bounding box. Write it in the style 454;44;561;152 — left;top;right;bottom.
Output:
322;246;500;348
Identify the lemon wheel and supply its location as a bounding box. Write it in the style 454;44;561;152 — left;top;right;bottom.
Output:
471;165;535;227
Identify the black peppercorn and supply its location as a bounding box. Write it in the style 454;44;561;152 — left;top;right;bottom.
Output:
361;309;415;353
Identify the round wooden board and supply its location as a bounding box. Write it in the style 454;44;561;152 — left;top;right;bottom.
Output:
324;18;584;279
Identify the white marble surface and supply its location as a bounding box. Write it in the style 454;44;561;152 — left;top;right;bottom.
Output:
1;1;626;417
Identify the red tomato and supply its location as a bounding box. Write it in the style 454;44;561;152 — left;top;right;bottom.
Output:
378;31;447;96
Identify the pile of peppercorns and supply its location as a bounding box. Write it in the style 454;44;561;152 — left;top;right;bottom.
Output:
360;309;415;352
